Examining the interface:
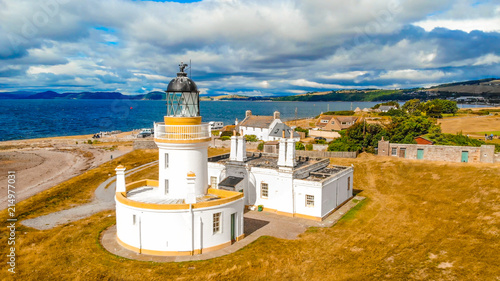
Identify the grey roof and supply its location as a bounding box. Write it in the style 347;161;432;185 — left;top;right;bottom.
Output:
379;105;396;111
269;123;300;138
219;176;244;188
167;72;198;92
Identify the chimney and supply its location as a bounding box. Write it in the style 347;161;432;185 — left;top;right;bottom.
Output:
230;131;238;161
285;131;296;167
115;165;126;193
246;110;252;118
235;118;238;126
273;111;280;120
236;134;247;162
278;138;287;166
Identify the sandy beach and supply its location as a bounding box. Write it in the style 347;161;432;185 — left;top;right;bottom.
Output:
0;132;138;210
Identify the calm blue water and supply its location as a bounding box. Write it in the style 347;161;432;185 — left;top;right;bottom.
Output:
0;99;487;141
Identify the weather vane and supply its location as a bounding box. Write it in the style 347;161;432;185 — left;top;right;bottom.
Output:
179;61;188;73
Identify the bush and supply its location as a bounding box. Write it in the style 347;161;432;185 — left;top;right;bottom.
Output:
257;142;264;151
295;127;309;138
87;140;92;144
306;144;313;151
295;142;305;150
220;131;240;137
211;130;220;136
220;136;231;141
315;139;326;144
245;135;259;142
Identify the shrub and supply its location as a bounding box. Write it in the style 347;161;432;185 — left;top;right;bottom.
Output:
220;136;231;141
87;140;92;144
245;135;259;142
220;131;240;137
295;127;309;138
257;142;264;151
295;142;305;150
211;130;220;136
306;144;313;151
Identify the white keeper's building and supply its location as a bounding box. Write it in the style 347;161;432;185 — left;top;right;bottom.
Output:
208;133;354;221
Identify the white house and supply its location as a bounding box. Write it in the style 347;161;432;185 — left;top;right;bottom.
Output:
208;133;354;221
115;63;244;256
236;110;300;141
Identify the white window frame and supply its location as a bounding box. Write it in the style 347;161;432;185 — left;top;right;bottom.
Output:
165;153;169;168
164;179;169;195
261;183;269;198
211;176;218;189
213;212;221;234
306;195;314;207
132;214;136;225
391;148;397;156
320;119;329;123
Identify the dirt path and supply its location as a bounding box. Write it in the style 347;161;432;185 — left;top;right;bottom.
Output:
21;161;158;230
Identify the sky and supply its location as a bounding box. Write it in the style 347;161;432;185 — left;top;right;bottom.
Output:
0;0;499;96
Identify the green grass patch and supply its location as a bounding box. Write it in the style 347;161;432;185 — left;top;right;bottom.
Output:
338;198;368;223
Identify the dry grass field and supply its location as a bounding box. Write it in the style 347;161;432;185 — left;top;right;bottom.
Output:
438;115;500;136
1;152;499;280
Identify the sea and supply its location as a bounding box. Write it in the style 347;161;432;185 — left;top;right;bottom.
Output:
0;99;487;141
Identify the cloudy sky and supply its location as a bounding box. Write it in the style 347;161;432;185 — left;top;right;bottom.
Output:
0;0;499;96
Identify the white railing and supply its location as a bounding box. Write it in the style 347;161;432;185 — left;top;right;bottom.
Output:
154;123;211;141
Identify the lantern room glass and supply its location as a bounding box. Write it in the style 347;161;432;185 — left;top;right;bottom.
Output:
166;91;200;117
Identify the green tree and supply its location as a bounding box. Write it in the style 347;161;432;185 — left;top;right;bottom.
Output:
257;142;264;151
372;101;400;109
402;99;423;115
295;127;309;137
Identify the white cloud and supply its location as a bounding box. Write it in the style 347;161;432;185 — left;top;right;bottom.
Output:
320;71;367;80
414;18;500;33
290;79;344;89
379;69;450;81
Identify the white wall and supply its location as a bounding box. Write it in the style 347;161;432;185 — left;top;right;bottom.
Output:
157;141;209;199
116;198;244;254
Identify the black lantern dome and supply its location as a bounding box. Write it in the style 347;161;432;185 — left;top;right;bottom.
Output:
165;62;200;117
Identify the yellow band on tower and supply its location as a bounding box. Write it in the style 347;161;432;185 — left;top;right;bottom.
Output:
164;116;202;125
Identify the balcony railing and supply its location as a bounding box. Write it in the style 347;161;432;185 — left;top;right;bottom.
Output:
154;123;211;141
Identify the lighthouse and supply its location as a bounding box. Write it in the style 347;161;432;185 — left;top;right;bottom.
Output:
157;62;210;203
114;63;244;256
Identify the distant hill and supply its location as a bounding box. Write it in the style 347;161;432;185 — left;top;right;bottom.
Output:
429;78;500;95
1;78;499;102
142;91;166;100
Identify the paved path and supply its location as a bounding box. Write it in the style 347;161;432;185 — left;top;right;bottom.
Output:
21;161;158;230
100;195;365;262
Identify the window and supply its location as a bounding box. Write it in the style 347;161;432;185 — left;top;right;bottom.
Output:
211;176;218;189
391;148;397;156
347;177;351;190
321;119;329;123
165;153;169;168
306;195;314;207
331;121;335;124
132;214;136;225
261;183;268;198
164;179;169;195
213;212;221;234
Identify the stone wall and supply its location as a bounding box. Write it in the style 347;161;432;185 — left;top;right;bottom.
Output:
378;140;498;163
296;150;358;159
309;130;341;139
133;140;158;150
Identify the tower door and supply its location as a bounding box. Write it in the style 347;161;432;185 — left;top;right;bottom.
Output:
231;213;236;243
461;151;469;163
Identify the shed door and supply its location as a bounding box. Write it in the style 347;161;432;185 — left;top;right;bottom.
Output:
399;148;406;158
417;149;424;160
461;151;469;163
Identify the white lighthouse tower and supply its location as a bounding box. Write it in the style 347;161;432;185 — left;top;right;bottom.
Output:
114;63;244;256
